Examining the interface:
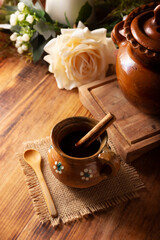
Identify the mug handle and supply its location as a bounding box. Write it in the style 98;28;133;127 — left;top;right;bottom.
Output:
98;146;121;178
111;20;126;47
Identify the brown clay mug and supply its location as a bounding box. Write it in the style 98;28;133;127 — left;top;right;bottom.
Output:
48;116;120;188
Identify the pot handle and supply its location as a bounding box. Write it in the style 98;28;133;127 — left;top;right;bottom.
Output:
98;146;120;178
154;4;160;25
111;20;126;47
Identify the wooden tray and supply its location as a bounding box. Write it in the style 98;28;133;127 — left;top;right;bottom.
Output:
79;75;160;162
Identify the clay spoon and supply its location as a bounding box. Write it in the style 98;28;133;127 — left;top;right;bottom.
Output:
75;112;115;147
23;149;57;217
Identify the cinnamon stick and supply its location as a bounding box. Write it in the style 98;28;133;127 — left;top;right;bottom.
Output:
75;112;115;148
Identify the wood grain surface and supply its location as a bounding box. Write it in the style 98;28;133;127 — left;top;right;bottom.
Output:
0;33;160;240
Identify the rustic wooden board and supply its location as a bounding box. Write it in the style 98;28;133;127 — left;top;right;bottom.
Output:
79;74;160;162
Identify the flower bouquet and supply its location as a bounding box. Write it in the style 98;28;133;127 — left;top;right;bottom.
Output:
0;0;150;89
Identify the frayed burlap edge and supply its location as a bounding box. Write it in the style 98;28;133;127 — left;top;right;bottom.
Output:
18;137;145;227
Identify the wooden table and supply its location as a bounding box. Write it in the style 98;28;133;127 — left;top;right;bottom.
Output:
0;34;160;240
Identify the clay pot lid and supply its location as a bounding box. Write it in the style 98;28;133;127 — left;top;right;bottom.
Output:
124;2;160;57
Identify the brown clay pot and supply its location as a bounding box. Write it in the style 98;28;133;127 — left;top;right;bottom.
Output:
48;117;120;188
111;2;160;115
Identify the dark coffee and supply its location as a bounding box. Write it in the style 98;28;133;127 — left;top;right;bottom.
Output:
60;130;100;158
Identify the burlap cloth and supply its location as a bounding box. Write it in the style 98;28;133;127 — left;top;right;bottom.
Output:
19;136;144;227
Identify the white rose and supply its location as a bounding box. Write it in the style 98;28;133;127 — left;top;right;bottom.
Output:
10;14;17;26
17;47;23;54
18;13;25;21
15;41;22;48
44;22;116;90
22;33;30;42
16;36;23;42
26;15;34;24
15;11;20;16
10;32;18;41
17;2;25;11
21;44;28;51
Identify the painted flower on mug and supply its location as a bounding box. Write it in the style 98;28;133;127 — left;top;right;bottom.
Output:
80;168;93;181
53;161;64;174
44;22;116;90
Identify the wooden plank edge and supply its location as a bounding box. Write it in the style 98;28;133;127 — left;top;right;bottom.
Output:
125;134;160;162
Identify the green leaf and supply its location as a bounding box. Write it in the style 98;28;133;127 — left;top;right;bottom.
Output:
3;5;17;11
33;9;45;19
64;13;72;28
30;32;47;63
30;31;38;42
52;21;68;35
10;24;21;33
43;11;54;23
34;1;44;11
33;19;56;40
76;2;92;25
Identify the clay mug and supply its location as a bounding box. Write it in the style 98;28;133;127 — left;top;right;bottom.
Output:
48;116;120;188
111;2;160;115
